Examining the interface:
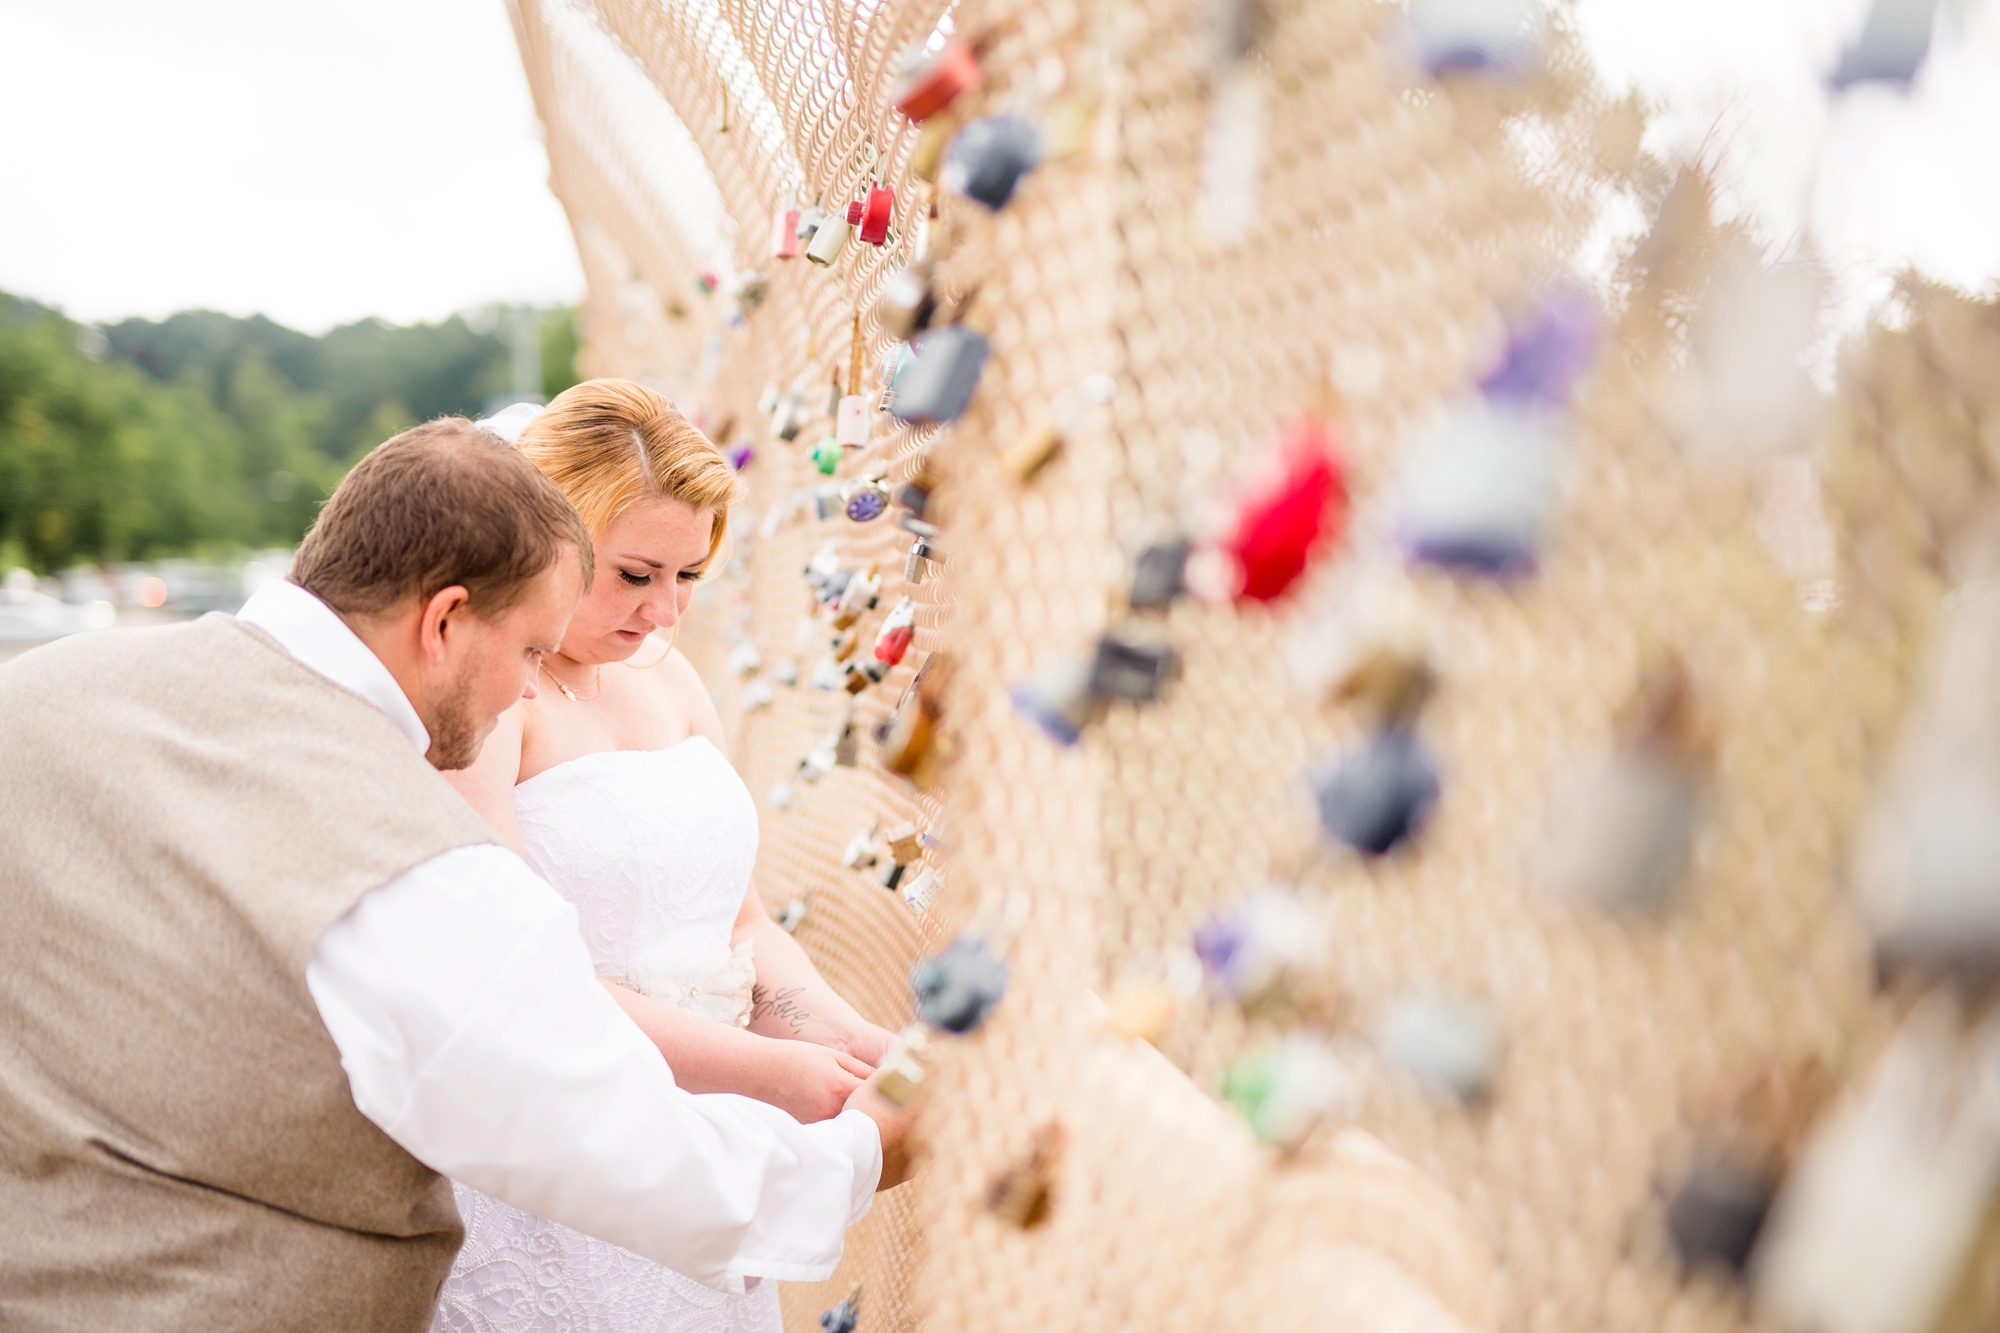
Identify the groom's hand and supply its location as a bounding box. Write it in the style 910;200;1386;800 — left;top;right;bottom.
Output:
844;1074;917;1191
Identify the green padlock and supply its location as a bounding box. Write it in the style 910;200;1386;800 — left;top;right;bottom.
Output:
811;432;842;476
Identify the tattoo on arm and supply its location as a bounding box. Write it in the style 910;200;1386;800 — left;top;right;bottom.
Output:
751;985;812;1033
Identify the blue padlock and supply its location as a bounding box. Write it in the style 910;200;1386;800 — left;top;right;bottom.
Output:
910;937;1009;1033
889;325;990;425
942;116;1045;211
1312;729;1440;855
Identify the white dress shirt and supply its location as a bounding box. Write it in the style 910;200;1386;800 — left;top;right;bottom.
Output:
237;579;879;1294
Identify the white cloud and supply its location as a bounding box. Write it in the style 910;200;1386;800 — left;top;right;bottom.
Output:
0;0;584;331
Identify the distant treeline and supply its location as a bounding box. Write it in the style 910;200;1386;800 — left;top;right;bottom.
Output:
0;293;580;572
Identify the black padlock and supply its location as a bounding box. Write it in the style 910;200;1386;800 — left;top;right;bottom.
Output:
1130;538;1192;609
1089;631;1179;702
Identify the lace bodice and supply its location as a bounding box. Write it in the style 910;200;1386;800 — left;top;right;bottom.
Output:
433;740;777;1333
515;739;758;977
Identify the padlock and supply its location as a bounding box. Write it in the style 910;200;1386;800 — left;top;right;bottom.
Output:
795;203;826;242
773;658;799;686
1130;537;1192;610
832;566;881;626
836;395;872;449
1222;1034;1350;1149
1000;424;1062;484
891;38;983;122
874;597;917;665
1334;645;1438;730
873;1023;935;1104
910;936;1009;1033
1405;0;1548;75
1667;1152;1778;1275
810;434;842;476
1012;654;1096;745
842;475;889;522
1312;729;1441;856
804;211;851;266
893;473;933;522
830;628;858;661
883;821;925;866
726;640;762;676
843;659;887;694
877;260;939;341
888;325;990;425
1089;629;1179;703
818;1287;862;1333
1832;0;1938;89
1548;654;1707;914
911;116;957;183
771;205;801;259
878;860;906;892
904;537;936;585
1478;286;1598;408
1193;417;1350;604
809;655;846;691
1395;398;1560;575
1755;996;2000;1332
1192;886;1325;1003
725;443;753;471
845;183;894;247
767;780;795;810
1372;989;1502;1103
842;823;881;870
832;717;859;768
800;732;838;778
777;896;808;933
738;679;774;712
810;483;843;522
771;386;807;441
943;116;1045;211
987;1123;1063;1229
900;863;943;913
694;271;719;296
881;652;950;784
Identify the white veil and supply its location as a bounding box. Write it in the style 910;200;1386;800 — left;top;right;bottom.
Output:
478;401;546;445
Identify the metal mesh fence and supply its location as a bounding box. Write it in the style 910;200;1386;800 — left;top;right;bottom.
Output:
505;0;2000;1329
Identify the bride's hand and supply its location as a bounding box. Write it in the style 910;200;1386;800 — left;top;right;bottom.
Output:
841;1022;897;1069
761;1040;874;1123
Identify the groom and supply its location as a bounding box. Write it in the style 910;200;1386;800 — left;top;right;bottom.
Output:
0;419;913;1331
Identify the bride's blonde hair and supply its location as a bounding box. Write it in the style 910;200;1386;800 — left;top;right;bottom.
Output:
515;379;737;567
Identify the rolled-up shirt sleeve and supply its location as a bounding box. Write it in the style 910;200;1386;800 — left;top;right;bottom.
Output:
304;843;881;1293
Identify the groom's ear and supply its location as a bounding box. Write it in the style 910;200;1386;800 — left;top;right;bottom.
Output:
417;585;475;666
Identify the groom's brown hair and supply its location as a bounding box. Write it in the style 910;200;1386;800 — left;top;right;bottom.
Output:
291;417;592;617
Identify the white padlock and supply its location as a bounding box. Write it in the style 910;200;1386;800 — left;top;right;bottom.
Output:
836;393;872;448
804;215;851;267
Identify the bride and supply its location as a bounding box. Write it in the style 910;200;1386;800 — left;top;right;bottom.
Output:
432;379;896;1333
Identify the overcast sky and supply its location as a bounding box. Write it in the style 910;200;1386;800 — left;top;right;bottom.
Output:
1;0;1995;333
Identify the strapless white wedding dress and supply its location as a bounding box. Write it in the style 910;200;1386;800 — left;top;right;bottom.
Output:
431;738;779;1333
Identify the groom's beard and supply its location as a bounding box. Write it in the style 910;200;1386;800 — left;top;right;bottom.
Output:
426;667;482;771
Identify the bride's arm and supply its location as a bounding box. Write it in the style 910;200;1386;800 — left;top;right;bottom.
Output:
601;982;873;1123
443;701;528;853
734;884;898;1067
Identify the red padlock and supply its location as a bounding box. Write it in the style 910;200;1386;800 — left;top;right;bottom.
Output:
891;40;983;123
846;184;894;247
1201;418;1350;603
874;597;917;666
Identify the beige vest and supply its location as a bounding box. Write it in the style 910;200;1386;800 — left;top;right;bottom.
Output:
0;614;502;1332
